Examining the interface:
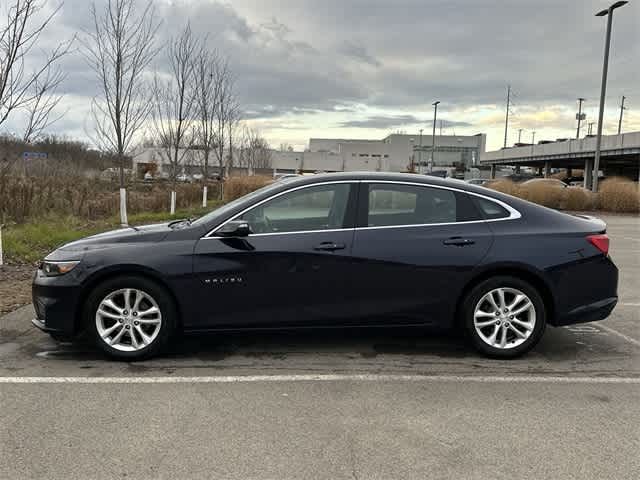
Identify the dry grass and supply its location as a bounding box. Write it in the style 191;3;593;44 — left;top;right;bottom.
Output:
0;172;221;223
597;177;640;213
564;186;596;211
519;182;565;209
487;177;636;212
224;175;272;201
487;179;520;196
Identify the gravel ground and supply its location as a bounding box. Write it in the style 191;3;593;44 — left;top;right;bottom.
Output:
0;264;34;315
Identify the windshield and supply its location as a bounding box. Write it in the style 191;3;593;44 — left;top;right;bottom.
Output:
191;180;285;226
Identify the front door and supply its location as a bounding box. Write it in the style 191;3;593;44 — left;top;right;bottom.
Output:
190;182;358;328
348;182;493;325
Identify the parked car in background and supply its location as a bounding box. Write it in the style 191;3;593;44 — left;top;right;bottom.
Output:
32;172;618;361
176;173;191;183
274;173;300;181
521;178;568;189
100;167;133;182
465;178;490;186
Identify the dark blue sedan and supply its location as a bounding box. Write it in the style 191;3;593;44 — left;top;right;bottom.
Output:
32;172;618;360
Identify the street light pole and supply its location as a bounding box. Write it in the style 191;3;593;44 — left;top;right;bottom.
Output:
431;101;440;173
592;1;628;193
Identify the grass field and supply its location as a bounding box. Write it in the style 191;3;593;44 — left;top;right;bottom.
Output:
2;203;222;264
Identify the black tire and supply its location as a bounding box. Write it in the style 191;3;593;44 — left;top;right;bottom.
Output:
461;275;546;359
84;275;177;361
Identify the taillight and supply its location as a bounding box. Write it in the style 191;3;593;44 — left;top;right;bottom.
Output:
587;234;610;255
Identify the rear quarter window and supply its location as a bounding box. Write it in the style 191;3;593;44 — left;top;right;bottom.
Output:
474;197;511;220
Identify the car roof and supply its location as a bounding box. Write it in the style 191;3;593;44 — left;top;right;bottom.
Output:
282;171;471;190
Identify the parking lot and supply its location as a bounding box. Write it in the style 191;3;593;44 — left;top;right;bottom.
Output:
1;214;638;479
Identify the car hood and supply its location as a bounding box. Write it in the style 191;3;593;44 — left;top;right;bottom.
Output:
46;223;173;260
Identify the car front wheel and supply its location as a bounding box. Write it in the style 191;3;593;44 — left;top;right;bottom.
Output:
462;276;546;358
85;276;176;360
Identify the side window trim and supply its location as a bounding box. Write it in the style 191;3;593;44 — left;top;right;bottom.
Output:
203;180;358;238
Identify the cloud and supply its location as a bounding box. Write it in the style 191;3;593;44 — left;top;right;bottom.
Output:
339;41;381;67
1;0;638;151
339;115;471;129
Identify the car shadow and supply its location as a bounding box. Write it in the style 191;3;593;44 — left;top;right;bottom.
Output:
31;324;632;366
162;327;473;361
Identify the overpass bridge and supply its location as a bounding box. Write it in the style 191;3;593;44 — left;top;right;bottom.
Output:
480;132;640;185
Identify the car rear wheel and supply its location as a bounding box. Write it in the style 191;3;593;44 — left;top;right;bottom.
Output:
462;276;546;358
85;276;176;360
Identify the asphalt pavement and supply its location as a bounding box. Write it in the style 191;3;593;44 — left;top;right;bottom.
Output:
1;213;638;479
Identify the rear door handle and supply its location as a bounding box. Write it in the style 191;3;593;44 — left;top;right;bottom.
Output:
443;237;475;246
313;242;346;251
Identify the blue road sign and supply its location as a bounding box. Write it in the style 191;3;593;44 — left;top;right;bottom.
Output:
22;152;48;159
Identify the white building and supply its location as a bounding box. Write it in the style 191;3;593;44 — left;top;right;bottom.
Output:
132;132;487;178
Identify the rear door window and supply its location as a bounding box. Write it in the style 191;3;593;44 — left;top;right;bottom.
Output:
364;183;481;227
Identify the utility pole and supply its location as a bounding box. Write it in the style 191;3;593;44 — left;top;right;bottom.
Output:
518;129;523;143
588;122;595;135
430;101;440;172
531;131;536;156
592;1;628;192
417;128;423;171
576;98;586;138
503;85;511;148
618;95;626;134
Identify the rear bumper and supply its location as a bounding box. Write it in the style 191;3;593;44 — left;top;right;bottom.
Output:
554;296;618;326
549;255;618;326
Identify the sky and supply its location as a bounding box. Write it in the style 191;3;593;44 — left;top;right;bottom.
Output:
3;0;640;152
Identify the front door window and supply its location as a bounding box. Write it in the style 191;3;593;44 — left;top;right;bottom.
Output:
240;183;351;234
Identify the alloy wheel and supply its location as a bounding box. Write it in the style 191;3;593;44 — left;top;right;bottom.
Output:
95;288;162;352
473;287;536;349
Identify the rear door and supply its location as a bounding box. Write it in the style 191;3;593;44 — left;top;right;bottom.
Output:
191;181;358;328
348;182;493;325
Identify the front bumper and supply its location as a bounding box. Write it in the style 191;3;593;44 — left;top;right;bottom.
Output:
32;270;83;336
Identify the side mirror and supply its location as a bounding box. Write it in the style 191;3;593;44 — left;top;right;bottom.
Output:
217;220;252;237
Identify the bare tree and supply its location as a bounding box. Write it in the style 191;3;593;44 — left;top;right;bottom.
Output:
237;125;271;175
225;100;241;176
210;57;238;196
83;0;160;225
0;0;73;140
22;66;67;142
151;23;198;213
193;46;220;181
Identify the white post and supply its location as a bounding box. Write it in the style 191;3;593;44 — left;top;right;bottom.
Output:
202;186;208;208
170;191;176;214
0;224;4;266
119;188;128;226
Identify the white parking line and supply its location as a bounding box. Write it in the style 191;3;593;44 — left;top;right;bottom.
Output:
619;302;640;307
0;374;639;384
598;324;640;347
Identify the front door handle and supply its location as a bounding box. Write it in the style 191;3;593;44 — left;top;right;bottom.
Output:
313;242;346;251
443;237;475;246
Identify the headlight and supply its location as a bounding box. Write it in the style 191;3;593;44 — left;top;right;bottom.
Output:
40;260;80;277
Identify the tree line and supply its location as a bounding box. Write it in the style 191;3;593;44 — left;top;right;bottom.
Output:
1;0;271;224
